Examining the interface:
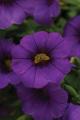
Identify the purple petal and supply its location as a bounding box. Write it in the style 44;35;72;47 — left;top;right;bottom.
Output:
7;3;27;24
12;59;33;76
16;83;68;120
12;45;30;59
53;59;72;74
20;34;37;53
16;0;41;15
21;66;36;87
46;32;63;50
72;45;80;57
34;64;65;88
33;6;52;24
63;104;80;120
33;31;48;50
8;72;21;85
49;0;60;17
52;37;75;58
50;87;68;117
0;74;10;88
0;4;26;29
64;15;80;36
34;67;51;88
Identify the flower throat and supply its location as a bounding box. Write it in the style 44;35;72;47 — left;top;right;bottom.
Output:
47;0;53;6
0;0;14;4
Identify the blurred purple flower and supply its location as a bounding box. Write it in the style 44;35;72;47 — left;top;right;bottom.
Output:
16;83;68;120
18;0;60;24
64;15;80;57
12;31;72;88
0;0;28;29
0;39;21;88
62;103;80;120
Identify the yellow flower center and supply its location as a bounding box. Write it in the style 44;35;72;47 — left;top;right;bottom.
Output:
34;53;50;64
4;59;11;71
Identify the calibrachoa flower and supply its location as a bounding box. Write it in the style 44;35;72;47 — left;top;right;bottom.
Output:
16;83;68;120
62;104;80;120
64;15;80;57
0;0;28;29
12;31;73;88
0;39;21;88
18;0;60;24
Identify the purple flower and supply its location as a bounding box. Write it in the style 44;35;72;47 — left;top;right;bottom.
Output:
0;39;21;88
18;0;60;24
64;15;80;57
16;83;68;120
0;0;28;29
12;31;72;88
62;104;80;120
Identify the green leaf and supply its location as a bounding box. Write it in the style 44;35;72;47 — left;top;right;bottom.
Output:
17;115;32;120
62;68;80;103
17;115;27;120
65;0;80;6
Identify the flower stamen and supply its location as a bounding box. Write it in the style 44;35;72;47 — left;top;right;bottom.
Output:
3;58;11;72
34;53;50;64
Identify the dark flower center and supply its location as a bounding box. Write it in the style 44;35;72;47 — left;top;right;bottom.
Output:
34;53;50;65
47;0;53;6
0;0;14;5
0;55;12;73
33;88;50;101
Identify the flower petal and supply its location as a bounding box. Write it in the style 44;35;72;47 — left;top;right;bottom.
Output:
20;34;37;53
46;32;63;51
33;31;48;50
12;45;31;59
